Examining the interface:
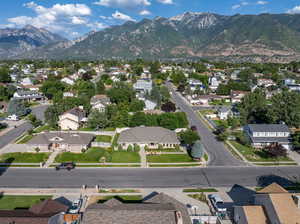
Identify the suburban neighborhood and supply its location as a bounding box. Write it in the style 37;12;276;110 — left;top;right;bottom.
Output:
1;59;300;223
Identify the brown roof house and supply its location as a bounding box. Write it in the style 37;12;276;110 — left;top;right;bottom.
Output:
82;193;191;224
0;199;68;224
118;127;180;149
27;132;95;153
234;183;300;224
58;107;87;130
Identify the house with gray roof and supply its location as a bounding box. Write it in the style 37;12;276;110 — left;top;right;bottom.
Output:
13;90;45;101
244;124;291;150
82;193;191;224
27;132;94;153
118;127;180;149
133;79;152;94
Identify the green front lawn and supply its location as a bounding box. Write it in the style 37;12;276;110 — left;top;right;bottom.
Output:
183;188;218;193
34;125;56;133
55;148;111;163
145;148;182;152
229;141;292;162
16;135;34;144
96;135;112;143
97;195;143;203
147;154;194;163
0;153;50;163
111;151;140;163
55;148;140;163
0;195;52;210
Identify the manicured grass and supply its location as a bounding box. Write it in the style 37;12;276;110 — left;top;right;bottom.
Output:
111;151;140;163
97;195;143;203
213;119;229;128
16;135;33;144
96;135;112;143
254;162;298;166
229;141;293;162
149;164;200;167
0;153;50;163
78;127;95;131
147;154;194;163
0;195;52;210
183;188;218;193
103;127;116;131
145;148;182;152
55;148;111;163
112;133;120;147
33;125;56;133
99;189;140;193
76;165;140;167
188;193;208;204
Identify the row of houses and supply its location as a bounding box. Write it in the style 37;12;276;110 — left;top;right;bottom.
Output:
27;127;181;152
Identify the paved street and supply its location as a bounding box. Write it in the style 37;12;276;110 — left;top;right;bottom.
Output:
166;82;245;167
0;166;299;188
0;105;48;149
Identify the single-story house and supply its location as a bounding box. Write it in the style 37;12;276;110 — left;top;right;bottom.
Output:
27;132;95;152
133;79;153;94
231;90;249;104
58;107;87;130
82;193;191;224
118;127;180;149
0;199;68;224
244;124;291;150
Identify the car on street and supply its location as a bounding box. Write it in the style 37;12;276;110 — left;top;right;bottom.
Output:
208;194;227;213
69;199;82;214
6;114;19;121
55;162;75;171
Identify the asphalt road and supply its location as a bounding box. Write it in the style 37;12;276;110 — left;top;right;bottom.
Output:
0;105;48;149
0;166;299;188
166;82;245;167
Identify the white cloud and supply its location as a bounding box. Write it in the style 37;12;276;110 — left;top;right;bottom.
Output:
139;10;151;15
287;6;300;14
94;0;150;9
112;11;136;21
5;1;98;37
157;0;174;4
257;1;268;5
232;1;249;10
87;22;108;29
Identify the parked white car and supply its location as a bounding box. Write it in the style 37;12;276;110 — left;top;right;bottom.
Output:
69;199;82;214
208;194;227;213
6;114;19;121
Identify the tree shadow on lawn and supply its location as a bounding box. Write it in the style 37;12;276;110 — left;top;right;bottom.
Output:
0;158;14;177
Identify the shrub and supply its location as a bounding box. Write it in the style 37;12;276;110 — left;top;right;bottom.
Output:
263;143;287;158
158;144;163;150
127;145;133;152
118;145;123;151
34;147;40;153
134;144;140;152
175;145;180;151
81;148;87;153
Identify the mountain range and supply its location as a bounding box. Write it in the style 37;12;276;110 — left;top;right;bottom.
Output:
3;13;300;62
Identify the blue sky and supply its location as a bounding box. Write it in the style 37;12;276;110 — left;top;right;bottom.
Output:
1;0;300;39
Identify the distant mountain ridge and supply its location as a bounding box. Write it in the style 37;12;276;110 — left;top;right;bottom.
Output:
5;13;300;62
0;25;66;59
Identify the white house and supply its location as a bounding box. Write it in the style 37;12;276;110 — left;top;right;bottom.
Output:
20;77;33;86
133;79;152;94
257;79;276;87
61;77;75;86
90;95;111;112
188;79;205;92
58;107;87;130
218;107;232;120
208;77;219;91
244;124;291;150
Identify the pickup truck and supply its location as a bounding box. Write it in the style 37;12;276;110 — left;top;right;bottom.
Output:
208;194;227;213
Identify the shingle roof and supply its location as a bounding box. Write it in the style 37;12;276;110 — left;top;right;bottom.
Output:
83;193;191;224
118;127;180;145
29;199;68;215
90;95;110;105
64;107;86;118
247;124;290;133
258;183;289;194
242;206;268;224
28;132;94;145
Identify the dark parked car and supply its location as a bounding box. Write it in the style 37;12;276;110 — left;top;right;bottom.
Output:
55;162;75;171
